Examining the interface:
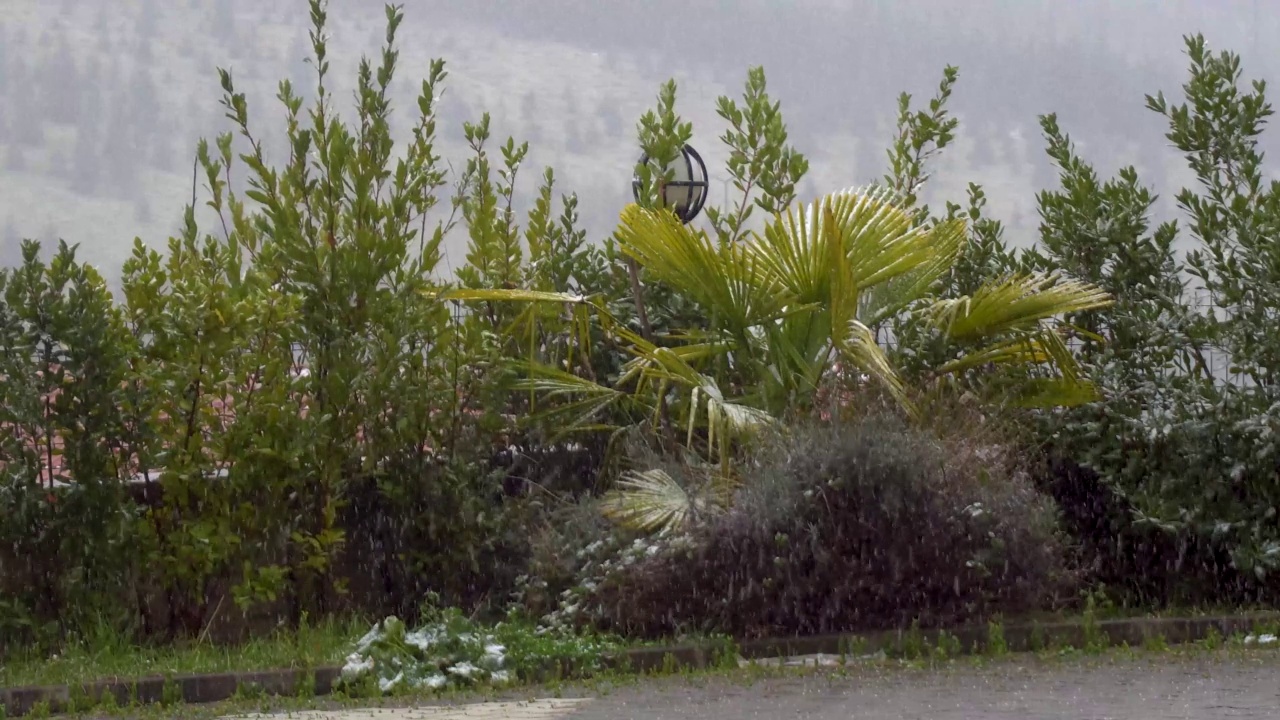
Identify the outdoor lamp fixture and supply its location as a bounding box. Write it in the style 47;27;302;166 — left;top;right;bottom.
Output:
631;144;709;225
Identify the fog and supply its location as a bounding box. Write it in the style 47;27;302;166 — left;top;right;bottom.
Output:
1;0;1275;285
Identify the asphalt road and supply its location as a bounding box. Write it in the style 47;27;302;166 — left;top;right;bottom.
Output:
566;656;1280;719
223;654;1280;720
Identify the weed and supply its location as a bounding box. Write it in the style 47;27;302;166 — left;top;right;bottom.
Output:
296;670;316;699
234;680;265;701
933;630;962;661
902;620;926;660
710;637;739;670
1142;632;1169;653
1082;597;1107;654
97;687;120;715
160;675;182;707
1029;623;1046;653
66;683;90;714
1200;626;1224;651
986;619;1008;657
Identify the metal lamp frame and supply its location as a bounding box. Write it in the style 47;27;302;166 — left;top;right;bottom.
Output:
631;144;709;225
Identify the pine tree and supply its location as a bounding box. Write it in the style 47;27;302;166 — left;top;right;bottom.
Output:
599;96;625;140
99;92;140;199
0;26;10;114
8;55;44;146
211;0;236;43
0;219;21;268
520;91;542;144
69;123;102;194
133;196;152;224
42;38;81;125
5;145;26;173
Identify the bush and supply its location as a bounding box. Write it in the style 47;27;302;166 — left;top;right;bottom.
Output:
1022;36;1280;603
0;241;143;651
579;415;1071;639
338;604;624;695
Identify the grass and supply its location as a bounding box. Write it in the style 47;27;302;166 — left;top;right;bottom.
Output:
0;615;368;689
4;606;1279;718
3;605;1274;691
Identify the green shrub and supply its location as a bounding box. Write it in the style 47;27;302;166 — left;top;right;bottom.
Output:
580;415;1071;639
1026;36;1280;604
337;605;623;695
0;0;589;648
0;241;142;651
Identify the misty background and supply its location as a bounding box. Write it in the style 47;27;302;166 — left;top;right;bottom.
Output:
1;0;1277;288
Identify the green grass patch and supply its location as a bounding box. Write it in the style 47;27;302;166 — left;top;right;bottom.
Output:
0;615;367;689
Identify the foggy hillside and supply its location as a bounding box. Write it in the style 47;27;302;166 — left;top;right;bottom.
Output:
1;0;1276;286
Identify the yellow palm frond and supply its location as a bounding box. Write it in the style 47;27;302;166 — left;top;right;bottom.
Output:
1008;377;1101;408
924;273;1112;341
822;201;912;413
615;204;791;335
600;468;725;534
435;287;593;305
617;340;775;467
689;380;776;467
840;317;912;413
513;364;641;440
938;326;1084;378
753;194;844;303
753;187;952;303
859;220;967;326
937;338;1051;375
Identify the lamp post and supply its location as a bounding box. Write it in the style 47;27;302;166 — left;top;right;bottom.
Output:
631;144;710;224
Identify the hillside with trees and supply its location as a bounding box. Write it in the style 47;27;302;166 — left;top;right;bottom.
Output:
3;0;1275;286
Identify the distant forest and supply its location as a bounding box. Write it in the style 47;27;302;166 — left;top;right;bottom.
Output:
1;0;1271;276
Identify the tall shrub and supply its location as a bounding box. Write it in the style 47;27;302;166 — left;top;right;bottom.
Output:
1030;35;1280;602
0;241;140;648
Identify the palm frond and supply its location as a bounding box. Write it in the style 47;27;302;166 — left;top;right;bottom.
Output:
513;364;640;441
617;340;775;467
599;468;709;534
823;200;912;414
840;317;913;413
691;379;776;467
833;188;945;289
924;273;1112;341
753;195;843;303
513;363;622;398
936;327;1095;408
753;187;948;303
937;337;1052;375
859;219;967;326
437;287;593;305
615;204;791;335
1007;377;1101;408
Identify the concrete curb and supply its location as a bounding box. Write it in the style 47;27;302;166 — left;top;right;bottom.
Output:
3;613;1278;717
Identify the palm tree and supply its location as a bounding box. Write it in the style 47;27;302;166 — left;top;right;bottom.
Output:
448;186;1111;533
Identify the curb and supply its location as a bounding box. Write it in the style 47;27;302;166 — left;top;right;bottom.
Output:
610;613;1280;673
3;613;1278;717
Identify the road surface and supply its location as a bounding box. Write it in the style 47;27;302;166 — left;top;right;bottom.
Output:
223;654;1280;719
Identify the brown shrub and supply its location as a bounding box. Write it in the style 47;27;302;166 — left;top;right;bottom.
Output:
584;414;1074;639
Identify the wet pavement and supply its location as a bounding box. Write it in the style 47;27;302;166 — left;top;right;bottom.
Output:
222;654;1280;719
